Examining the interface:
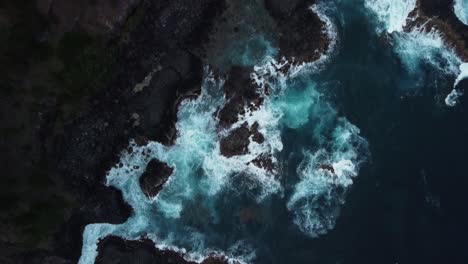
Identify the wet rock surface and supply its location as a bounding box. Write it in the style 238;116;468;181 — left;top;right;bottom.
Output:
217;66;267;159
220;123;252;157
96;236;228;264
218;66;262;128
265;0;330;63
220;121;265;158
409;0;468;60
139;159;174;199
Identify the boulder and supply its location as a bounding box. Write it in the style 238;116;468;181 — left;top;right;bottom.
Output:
139;159;173;199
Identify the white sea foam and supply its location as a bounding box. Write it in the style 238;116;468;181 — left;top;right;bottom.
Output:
455;62;468;86
310;2;339;67
79;224;117;264
365;0;466;105
286;119;368;237
364;0;461;75
454;0;468;25
364;0;416;33
445;63;468;106
393;27;466;106
393;27;462;76
445;89;464;106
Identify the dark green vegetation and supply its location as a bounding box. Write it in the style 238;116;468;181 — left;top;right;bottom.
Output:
0;0;144;248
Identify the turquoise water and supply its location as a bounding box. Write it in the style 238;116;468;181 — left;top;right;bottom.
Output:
79;1;468;263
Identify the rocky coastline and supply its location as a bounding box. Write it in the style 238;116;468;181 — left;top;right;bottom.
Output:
1;0;332;262
407;0;468;61
9;0;466;263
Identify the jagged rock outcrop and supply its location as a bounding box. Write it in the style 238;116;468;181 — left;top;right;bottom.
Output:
220;123;251;157
218;66;263;128
408;0;468;60
265;0;330;63
96;236;228;264
139;159;173;199
217;66;267;158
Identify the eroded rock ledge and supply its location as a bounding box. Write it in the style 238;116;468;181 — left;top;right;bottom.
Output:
265;0;331;63
218;67;263;128
217;66;265;158
96;236;228;264
408;0;468;61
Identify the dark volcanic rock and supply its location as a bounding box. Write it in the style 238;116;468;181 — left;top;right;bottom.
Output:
264;0;330;63
277;1;329;63
51;0;226;263
408;0;468;60
45;0;141;36
263;0;304;19
218;66;262;128
130;50;204;144
58;0;227;206
53;186;132;261
219;121;265;157
2;247;72;264
251;122;265;144
96;236;228;264
139;159;174;199
220;123;251;157
217;66;267;158
251;154;275;172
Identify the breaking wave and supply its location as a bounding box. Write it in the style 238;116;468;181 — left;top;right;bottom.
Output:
392;27;462;76
364;0;466;106
286;113;368;237
364;0;416;33
454;0;468;25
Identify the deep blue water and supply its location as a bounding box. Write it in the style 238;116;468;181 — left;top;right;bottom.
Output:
308;2;468;263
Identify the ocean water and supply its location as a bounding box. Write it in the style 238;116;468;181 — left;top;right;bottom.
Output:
79;0;468;263
454;0;468;25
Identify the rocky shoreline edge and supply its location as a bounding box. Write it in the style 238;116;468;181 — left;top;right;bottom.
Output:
1;0;331;263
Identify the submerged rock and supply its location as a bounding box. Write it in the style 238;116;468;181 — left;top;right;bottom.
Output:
139;159;173;199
